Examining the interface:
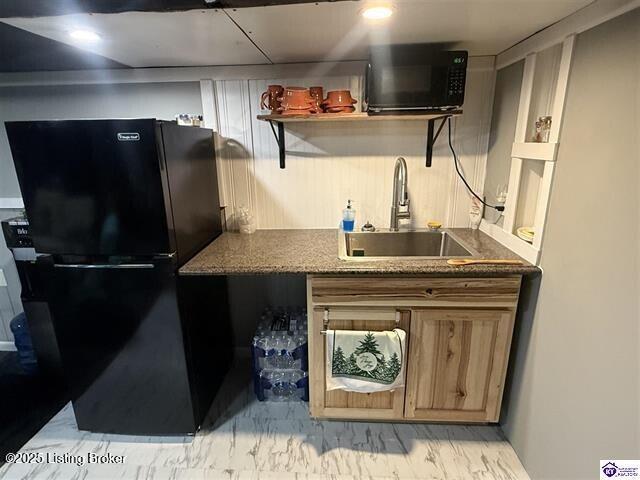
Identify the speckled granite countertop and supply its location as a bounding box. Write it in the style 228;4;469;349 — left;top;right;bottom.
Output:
180;229;540;276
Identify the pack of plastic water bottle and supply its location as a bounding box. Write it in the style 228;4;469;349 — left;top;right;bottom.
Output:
252;307;309;402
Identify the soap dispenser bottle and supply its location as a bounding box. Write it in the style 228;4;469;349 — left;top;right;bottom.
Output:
342;200;356;232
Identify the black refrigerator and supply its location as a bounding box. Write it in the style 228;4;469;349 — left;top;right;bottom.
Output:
5;119;232;435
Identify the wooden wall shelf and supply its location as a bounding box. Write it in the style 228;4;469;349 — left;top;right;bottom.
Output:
257;110;462;168
257;111;461;123
511;141;558;161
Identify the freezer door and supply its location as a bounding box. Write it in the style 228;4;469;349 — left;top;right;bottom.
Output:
6;120;173;256
42;259;197;434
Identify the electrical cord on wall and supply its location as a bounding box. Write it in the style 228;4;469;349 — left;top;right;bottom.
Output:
447;117;505;212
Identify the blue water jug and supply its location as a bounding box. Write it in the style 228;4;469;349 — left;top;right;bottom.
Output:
9;312;39;375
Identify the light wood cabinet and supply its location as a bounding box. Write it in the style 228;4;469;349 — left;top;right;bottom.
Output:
404;309;515;422
307;275;521;424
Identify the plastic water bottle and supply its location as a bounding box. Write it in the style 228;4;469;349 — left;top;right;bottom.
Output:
252;306;309;401
261;370;308;401
9;313;38;375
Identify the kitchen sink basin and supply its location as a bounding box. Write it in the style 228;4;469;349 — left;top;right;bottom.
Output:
339;229;478;260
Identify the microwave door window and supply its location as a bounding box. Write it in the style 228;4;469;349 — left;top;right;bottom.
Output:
377;64;449;108
381;65;431;105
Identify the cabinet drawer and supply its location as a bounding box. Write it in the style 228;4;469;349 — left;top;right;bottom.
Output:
311;276;521;308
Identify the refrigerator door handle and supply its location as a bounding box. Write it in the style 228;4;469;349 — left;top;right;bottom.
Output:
54;264;155;269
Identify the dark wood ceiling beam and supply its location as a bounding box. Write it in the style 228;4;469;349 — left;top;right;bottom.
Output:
0;23;128;72
0;0;354;18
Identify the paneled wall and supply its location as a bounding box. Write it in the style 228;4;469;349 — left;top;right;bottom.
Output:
214;58;495;231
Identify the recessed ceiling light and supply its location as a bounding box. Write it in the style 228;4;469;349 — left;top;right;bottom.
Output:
362;5;394;20
68;29;101;42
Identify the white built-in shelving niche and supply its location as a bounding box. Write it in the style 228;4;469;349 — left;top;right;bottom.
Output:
481;35;576;265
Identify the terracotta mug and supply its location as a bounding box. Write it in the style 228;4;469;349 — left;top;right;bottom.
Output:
278;107;318;116
309;86;324;112
325;105;356;114
277;86;316;112
260;85;284;113
323;90;358;110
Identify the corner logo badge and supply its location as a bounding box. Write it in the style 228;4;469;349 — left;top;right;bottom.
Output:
601;460;640;479
117;132;140;141
603;463;619;478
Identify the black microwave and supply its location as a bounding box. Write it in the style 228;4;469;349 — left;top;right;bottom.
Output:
364;45;468;114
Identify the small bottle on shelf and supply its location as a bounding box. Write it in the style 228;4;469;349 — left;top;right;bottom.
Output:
540;116;552;142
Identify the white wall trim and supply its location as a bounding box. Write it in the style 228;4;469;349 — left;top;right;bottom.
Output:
0;341;17;352
511;142;558;161
486;33;575;266
480;219;540;264
496;0;640;69
531;162;555;251
548;36;576;144
0;198;24;209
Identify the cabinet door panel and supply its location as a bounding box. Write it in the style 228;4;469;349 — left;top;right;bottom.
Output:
309;308;410;420
405;309;514;422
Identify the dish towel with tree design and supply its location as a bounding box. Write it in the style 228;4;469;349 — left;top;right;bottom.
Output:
325;329;406;393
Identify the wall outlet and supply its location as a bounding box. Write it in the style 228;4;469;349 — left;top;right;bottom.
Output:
0;269;7;287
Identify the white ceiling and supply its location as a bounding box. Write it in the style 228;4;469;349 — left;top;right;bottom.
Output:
2;10;270;67
228;0;593;63
2;0;594;68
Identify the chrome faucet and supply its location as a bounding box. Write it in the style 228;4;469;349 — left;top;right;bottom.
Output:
390;157;411;231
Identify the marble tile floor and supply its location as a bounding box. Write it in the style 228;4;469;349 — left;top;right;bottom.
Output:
0;363;529;480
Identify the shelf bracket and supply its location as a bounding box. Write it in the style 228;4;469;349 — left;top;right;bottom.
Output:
426;117;448;167
268;120;286;168
264;113;455;169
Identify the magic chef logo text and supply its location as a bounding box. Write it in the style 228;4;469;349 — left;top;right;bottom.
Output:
117;132;140;141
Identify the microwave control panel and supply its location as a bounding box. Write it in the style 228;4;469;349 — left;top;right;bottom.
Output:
446;53;468;103
447;66;467;97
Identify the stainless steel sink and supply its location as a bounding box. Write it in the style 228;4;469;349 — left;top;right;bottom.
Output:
338;229;478;260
